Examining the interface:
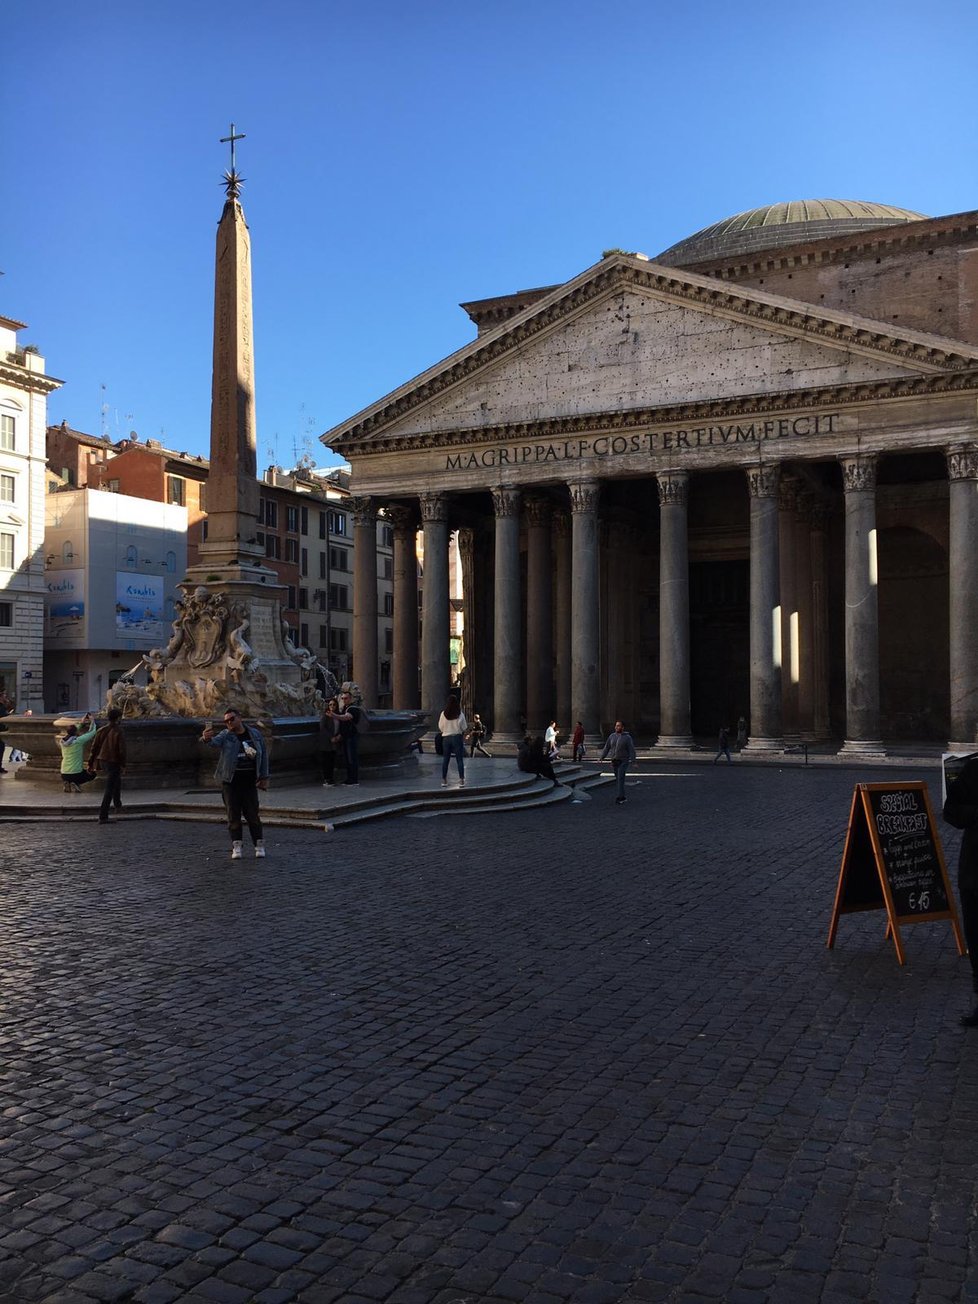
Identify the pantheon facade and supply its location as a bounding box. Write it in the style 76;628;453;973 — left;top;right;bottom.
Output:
323;200;978;753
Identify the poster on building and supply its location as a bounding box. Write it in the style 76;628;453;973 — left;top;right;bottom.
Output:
45;569;86;641
115;573;165;642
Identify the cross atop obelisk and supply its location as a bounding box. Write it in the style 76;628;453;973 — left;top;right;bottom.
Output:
220;122;246;199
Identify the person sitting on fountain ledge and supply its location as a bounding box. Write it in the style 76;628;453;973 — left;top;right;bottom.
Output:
201;708;269;860
59;714;99;793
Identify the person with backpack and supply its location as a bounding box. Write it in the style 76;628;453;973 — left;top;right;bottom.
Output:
468;713;492;758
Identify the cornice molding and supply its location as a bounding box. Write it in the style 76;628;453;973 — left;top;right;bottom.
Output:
0;363;63;395
339;369;978;460
685;211;978;282
326;259;978;453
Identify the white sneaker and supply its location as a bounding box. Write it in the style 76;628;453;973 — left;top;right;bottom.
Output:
459;780;465;788
441;780;448;787
254;840;266;859
230;841;243;860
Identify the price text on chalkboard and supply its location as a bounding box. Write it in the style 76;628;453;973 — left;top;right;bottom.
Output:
827;782;964;966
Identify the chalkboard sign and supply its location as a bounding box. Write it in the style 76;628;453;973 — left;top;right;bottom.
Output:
827;782;964;966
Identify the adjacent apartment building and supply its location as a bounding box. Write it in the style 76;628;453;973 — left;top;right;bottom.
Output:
0;317;62;711
43;488;187;712
45;426;399;705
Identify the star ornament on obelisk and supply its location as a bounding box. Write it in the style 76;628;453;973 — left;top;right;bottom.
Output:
221;122;245;200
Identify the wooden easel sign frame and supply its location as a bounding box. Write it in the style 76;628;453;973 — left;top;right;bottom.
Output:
827;781;965;966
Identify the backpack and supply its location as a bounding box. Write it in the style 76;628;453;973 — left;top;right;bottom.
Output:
353;705;371;733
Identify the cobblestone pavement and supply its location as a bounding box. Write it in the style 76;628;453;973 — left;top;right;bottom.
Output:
2;763;977;1304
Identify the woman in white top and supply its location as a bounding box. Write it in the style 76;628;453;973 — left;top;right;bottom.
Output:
438;694;468;788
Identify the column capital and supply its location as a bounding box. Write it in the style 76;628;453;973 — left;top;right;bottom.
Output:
948;444;978;482
386;502;418;536
808;498;830;531
778;476;801;513
524;494;552;529
569;479;600;514
840;452;877;493
351;495;376;528
656;469;689;507
491;486;521;518
419;491;448;524
746;463;780;499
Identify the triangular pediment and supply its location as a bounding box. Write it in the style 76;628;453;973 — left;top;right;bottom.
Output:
324;256;978;449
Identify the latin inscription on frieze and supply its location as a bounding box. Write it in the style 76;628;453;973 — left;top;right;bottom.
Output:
445;411;845;472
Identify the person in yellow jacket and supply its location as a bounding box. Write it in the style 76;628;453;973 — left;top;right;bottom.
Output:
59;713;98;793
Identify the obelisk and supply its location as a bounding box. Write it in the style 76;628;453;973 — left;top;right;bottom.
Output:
194;125;267;578
174;126;306;707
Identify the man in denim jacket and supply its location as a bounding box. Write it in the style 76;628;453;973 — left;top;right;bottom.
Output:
202;707;270;860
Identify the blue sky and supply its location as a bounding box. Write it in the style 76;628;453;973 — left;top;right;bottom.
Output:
3;0;976;469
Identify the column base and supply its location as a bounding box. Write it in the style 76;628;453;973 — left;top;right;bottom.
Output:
485;732;525;753
743;736;785;753
946;742;978;757
652;735;696;751
838;738;887;758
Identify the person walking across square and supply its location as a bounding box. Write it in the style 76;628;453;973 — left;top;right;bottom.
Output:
468;713;492;758
88;707;127;823
202;708;269;860
600;720;637;806
0;690;12;774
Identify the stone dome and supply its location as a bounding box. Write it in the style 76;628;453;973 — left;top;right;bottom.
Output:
656;199;929;267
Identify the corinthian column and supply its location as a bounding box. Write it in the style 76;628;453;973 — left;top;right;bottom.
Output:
554;512;572;731
655;470;694;748
388;503;419;710
794;491;815;738
570;480;601;738
525;495;554;731
778;477;800;742
745;463;783;751
351;496;379;706
809;500;832;740
838;454;884;756
420;492;450;728
492;487;522;737
948;445;978;748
